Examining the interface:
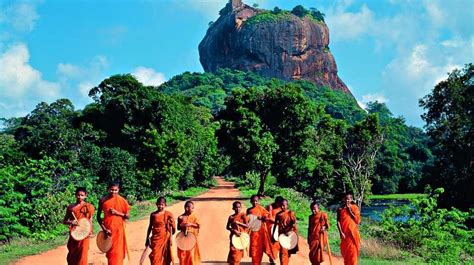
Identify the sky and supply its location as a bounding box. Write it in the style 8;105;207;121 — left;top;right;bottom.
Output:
0;0;472;127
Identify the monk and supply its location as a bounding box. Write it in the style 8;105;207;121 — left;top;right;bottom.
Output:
337;193;361;265
267;196;284;265
97;182;130;265
247;195;275;265
274;199;298;265
177;201;201;265
63;187;95;265
226;201;248;265
145;197;176;265
308;202;330;265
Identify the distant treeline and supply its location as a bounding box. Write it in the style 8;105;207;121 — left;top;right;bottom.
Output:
1;65;472;242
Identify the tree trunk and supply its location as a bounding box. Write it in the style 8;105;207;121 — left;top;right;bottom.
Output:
257;171;267;196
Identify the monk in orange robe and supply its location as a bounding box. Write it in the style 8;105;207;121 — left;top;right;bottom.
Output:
247;195;275;265
308;202;329;265
337;193;361;265
267;196;284;265
274;199;298;265
145;197;176;265
226;201;248;265
63;187;95;265
177;200;201;265
97;182;130;265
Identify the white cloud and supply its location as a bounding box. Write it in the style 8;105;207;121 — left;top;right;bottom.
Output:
324;2;374;41
183;0;266;20
132;66;166;86
78;82;94;98
357;93;388;109
0;43;59;99
57;56;109;98
0;2;39;32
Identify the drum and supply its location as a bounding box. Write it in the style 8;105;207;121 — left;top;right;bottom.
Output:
231;232;250;250
70;218;92;241
279;231;298;250
176;231;197;251
96;231;112;253
247;214;262;232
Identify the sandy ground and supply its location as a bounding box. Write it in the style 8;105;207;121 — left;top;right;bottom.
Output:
14;177;342;265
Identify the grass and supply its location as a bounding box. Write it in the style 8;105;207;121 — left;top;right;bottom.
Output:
0;186;209;265
368;193;426;200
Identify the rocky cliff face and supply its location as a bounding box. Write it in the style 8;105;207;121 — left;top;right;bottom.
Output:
198;0;351;94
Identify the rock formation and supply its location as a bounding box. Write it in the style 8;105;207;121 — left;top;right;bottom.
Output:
199;0;351;94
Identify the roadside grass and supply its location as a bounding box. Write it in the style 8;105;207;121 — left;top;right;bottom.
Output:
0;186;209;265
368;193;426;200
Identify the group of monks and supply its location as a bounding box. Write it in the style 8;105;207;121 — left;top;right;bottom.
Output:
63;183;361;265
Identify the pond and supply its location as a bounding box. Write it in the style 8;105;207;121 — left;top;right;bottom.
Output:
361;199;411;221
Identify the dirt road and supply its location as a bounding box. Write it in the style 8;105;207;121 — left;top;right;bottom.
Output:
15;177;342;265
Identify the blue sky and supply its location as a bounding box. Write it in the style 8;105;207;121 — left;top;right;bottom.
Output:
0;0;472;127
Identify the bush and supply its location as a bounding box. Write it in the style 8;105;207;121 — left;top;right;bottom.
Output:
375;188;473;263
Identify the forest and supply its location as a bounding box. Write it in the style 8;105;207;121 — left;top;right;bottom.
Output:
1;65;473;263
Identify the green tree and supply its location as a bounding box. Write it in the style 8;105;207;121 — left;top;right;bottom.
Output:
419;64;474;210
291;5;309;18
367;101;432;194
218;88;278;195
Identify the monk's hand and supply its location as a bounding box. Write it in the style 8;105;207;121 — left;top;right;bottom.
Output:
320;227;326;232
71;219;78;226
104;229;112;237
109;208;120;216
235;230;241;236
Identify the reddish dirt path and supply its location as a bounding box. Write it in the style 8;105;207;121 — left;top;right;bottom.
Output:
15;177;342;265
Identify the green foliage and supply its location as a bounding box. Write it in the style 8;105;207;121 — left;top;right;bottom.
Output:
309;8;325;22
367;102;432;194
218;85;348;201
245;10;292;25
0;157;93;241
291;5;310;18
375;188;473;263
419;64;474;210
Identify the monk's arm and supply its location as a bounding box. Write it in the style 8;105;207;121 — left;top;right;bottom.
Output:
307;216;311;241
109;208;129;219
96;200;109;234
324;213;330;230
145;214;153;247
226;216;232;232
336;209;345;239
62;207;76;226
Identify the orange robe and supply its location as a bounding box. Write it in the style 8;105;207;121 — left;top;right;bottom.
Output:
177;213;201;265
276;210;298;265
149;211;175;265
308;212;329;265
338;205;361;265
247;205;275;265
100;195;130;265
227;212;248;265
65;202;95;265
269;205;282;257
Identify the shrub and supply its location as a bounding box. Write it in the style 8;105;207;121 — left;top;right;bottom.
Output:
375;187;473;263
